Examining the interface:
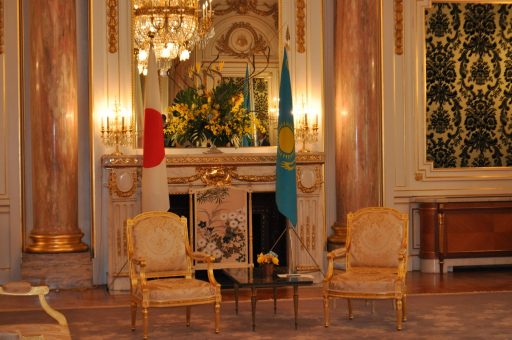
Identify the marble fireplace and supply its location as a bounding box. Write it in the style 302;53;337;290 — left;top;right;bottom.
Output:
102;151;326;291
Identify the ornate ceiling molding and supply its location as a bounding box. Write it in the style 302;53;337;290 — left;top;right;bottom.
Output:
215;21;269;58
214;0;278;29
296;0;306;53
106;0;118;54
394;0;403;55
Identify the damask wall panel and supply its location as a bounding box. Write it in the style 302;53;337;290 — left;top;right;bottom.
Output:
425;3;512;168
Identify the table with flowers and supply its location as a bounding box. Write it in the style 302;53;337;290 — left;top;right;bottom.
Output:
222;266;313;331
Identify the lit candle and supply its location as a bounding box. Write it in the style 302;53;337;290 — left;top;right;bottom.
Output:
107;116;110;131
304;112;308;127
122;116;125;131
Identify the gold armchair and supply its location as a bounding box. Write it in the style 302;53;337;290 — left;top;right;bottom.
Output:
323;207;408;330
126;211;221;339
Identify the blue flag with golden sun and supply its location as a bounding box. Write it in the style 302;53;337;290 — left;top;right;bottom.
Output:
276;49;297;227
242;64;251;147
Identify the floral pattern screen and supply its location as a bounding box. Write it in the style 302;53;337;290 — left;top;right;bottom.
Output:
194;187;249;267
425;3;512;167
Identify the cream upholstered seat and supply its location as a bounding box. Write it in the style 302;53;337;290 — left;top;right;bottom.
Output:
0;281;71;339
126;211;221;339
323;207;408;330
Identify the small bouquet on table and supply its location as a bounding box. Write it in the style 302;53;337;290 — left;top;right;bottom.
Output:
257;251;279;278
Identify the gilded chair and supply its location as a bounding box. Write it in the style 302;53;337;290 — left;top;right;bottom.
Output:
126;211;221;339
323;207;408;330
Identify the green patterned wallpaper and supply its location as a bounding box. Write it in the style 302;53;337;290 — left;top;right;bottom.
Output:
425;3;512;168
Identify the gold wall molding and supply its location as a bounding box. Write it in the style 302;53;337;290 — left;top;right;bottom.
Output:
0;0;4;54
296;0;306;53
106;0;118;54
102;152;325;168
394;0;403;55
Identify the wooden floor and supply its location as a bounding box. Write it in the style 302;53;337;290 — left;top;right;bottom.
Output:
1;267;512;312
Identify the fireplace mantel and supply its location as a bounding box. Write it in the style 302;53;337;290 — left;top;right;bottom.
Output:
102;151;326;291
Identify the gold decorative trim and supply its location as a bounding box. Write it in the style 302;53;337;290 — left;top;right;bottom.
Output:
108;170;138;198
296;0;306;53
167;166;276;185
215;22;269;58
0;0;4;54
415;172;424;181
296;265;319;272
394;0;403;55
102;152;325;168
297;166;323;193
106;0;118;54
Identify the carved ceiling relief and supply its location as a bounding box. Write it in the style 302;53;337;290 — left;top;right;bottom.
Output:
215;22;269;58
214;0;278;29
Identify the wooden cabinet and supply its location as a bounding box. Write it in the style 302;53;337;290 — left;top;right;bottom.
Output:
419;201;512;273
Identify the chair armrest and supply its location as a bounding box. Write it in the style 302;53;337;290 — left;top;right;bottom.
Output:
324;248;347;282
0;282;67;326
129;257;147;289
190;252;219;287
191;251;215;263
397;249;408;278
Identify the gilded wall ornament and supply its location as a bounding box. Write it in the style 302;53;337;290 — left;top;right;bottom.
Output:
296;0;306;53
394;0;403;55
106;0;118;54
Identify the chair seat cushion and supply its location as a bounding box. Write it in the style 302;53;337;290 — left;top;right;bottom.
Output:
328;269;401;295
140;278;217;302
0;324;71;340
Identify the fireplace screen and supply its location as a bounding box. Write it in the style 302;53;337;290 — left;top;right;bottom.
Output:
191;186;253;269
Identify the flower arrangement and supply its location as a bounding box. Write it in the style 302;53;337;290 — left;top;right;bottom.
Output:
257;251;279;265
164;63;265;148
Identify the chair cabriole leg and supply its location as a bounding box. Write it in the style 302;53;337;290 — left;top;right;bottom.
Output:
402;295;407;321
186;306;191;327
323;294;329;327
142;307;148;339
347;299;353;320
214;301;221;333
396;298;403;331
130;301;137;331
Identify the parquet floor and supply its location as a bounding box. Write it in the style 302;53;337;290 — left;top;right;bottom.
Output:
1;267;512;312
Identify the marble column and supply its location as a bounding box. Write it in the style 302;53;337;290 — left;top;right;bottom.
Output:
331;0;382;246
26;0;88;253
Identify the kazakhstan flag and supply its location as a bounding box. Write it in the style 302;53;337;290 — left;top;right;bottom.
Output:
275;49;297;227
242;64;251;147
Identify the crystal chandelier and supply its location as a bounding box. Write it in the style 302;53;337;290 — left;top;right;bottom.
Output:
133;0;215;74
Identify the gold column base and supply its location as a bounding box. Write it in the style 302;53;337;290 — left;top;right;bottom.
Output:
327;222;347;251
26;232;89;253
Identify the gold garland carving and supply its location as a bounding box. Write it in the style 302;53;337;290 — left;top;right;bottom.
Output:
394;0;403;55
106;0;118;54
215;22;269;58
296;0;306;53
167;166;276;185
0;0;3;54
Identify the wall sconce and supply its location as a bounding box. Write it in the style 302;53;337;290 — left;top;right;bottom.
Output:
100;101;136;155
295;99;318;153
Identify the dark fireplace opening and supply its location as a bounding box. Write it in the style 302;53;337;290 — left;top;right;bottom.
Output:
168;191;288;266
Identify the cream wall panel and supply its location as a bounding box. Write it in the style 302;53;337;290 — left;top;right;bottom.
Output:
0;1;21;283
